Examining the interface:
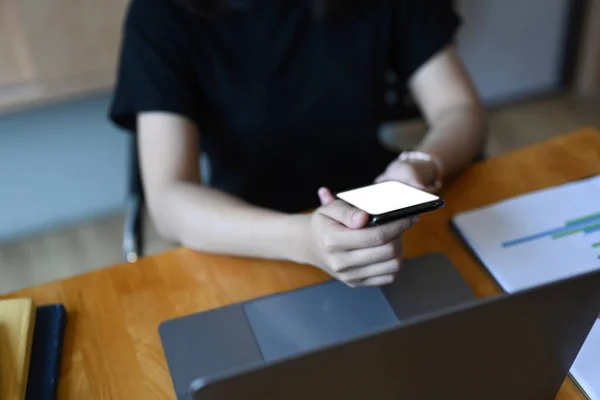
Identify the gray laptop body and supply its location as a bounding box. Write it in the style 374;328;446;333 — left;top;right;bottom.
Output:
159;253;475;399
160;253;600;399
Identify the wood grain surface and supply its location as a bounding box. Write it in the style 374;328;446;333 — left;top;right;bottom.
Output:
0;298;36;400
2;127;600;399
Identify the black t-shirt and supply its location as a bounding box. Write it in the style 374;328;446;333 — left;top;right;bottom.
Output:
110;0;460;213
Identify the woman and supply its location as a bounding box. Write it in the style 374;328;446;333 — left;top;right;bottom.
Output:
110;0;487;287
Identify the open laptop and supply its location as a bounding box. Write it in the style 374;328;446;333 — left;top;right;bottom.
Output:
159;254;600;400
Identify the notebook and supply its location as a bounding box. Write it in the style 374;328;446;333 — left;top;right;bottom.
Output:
0;298;37;400
451;174;600;400
25;304;67;400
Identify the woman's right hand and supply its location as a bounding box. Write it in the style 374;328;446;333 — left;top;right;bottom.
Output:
299;188;417;288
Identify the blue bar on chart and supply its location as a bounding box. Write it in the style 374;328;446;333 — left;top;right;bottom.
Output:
585;224;600;235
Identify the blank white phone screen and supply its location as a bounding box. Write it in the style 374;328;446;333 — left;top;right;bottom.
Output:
337;181;439;215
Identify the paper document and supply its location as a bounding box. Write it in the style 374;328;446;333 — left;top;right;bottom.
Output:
452;174;600;400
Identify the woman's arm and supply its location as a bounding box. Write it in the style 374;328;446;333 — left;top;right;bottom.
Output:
408;46;488;178
138;112;308;262
137;112;418;287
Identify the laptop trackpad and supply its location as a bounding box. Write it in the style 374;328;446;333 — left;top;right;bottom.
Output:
243;280;399;362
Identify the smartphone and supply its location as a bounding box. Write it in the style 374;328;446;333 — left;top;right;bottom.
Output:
336;181;444;225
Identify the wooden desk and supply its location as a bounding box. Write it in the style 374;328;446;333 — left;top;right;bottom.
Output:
3;128;600;399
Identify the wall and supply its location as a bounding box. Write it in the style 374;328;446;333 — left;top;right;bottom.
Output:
0;0;127;112
575;0;600;98
0;0;574;240
0;93;128;240
456;0;570;103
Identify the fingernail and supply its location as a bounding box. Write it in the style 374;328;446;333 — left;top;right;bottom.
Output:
353;211;365;222
379;275;395;285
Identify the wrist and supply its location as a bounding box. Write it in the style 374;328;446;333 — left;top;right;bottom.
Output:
279;213;314;265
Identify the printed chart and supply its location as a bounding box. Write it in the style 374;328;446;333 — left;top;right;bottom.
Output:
452;175;600;400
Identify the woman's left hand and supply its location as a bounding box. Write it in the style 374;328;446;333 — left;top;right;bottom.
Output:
374;159;433;191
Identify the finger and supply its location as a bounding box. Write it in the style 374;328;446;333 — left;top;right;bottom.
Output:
351;274;395;287
380;163;408;181
329;241;398;272
326;216;416;251
363;274;396;286
317;187;336;206
402;179;426;190
319;200;369;230
374;174;386;183
374;173;424;189
381;162;425;187
338;258;402;282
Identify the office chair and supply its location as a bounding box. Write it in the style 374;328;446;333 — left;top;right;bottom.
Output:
123;135;143;263
122;136;212;262
121;73;485;262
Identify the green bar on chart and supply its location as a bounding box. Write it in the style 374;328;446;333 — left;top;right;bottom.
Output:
593;242;600;248
566;212;600;226
551;222;600;239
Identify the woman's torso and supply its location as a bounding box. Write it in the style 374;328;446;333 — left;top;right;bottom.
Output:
111;0;447;212
190;1;395;212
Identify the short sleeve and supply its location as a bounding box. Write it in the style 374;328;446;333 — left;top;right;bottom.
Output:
109;0;200;132
393;0;462;83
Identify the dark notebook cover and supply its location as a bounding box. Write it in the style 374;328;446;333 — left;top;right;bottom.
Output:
25;304;67;400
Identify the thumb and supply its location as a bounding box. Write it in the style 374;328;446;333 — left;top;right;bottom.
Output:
404;178;427;191
319;200;369;229
317;187;336;206
374;174;386;184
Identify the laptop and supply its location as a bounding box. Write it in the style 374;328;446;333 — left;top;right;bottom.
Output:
159;253;600;400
